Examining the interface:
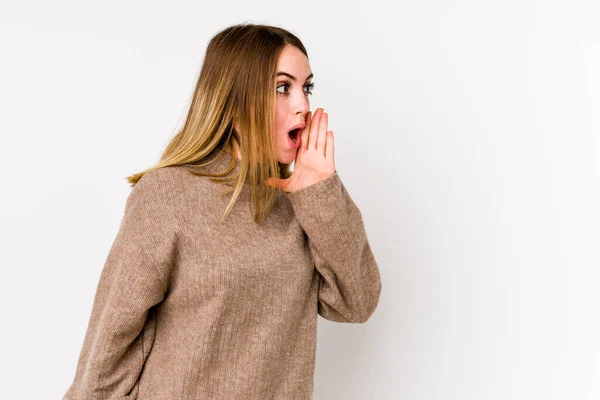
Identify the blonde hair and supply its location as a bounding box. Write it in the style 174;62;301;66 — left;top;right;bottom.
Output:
126;23;309;223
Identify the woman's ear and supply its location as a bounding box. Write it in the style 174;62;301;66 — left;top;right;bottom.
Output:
232;116;240;135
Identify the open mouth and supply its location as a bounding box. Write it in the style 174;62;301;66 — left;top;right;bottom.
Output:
288;128;300;144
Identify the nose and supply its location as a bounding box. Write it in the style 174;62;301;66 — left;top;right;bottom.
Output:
293;91;310;116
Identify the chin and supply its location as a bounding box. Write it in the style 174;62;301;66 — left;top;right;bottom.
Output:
277;153;295;165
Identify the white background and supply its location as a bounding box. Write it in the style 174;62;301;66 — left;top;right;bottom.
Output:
1;1;598;399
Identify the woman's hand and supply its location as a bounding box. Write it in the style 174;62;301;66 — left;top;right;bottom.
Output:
266;108;336;193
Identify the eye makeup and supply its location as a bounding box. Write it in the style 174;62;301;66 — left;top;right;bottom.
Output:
276;79;315;96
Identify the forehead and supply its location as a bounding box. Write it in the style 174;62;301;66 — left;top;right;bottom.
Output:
276;45;311;76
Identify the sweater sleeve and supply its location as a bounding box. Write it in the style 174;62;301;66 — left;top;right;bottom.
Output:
63;168;181;400
285;171;382;323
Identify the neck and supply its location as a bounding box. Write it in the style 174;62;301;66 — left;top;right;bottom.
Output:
225;141;242;160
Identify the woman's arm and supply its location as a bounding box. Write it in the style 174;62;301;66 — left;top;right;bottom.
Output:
286;171;382;323
64;168;181;400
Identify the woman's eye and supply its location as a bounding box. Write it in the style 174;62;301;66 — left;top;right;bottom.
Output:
276;82;315;96
304;83;315;95
276;83;289;94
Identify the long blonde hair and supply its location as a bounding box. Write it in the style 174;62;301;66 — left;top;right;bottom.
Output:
126;23;309;223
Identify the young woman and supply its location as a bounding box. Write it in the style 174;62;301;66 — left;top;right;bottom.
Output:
63;23;382;400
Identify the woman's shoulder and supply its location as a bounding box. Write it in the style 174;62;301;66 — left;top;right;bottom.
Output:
129;166;192;209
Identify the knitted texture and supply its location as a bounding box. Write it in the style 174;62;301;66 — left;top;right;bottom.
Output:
63;149;382;400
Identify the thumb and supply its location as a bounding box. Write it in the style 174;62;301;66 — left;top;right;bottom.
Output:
265;176;290;191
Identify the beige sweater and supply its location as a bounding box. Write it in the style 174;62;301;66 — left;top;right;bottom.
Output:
63;149;382;400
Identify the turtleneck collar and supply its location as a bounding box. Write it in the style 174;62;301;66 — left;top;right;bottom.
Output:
185;148;263;186
199;148;241;175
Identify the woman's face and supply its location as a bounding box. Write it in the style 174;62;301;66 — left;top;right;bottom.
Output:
273;44;313;164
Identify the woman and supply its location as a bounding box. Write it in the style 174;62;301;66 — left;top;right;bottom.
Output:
63;23;382;400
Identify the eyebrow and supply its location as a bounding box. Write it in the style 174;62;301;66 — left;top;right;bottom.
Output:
276;72;314;82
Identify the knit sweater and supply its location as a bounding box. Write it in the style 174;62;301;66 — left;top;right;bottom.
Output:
63;149;382;400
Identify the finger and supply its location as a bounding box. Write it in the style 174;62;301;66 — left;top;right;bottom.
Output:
309;108;323;150
300;111;312;152
318;112;328;156
266;176;289;191
277;177;291;192
325;130;334;160
265;177;278;188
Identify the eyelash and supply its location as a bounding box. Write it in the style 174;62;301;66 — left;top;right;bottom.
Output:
276;79;315;96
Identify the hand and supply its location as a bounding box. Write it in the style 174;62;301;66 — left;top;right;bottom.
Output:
265;108;336;193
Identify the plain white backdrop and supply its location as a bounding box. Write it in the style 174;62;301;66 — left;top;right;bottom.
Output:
1;1;598;399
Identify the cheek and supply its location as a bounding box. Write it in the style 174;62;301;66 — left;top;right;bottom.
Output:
274;103;286;137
